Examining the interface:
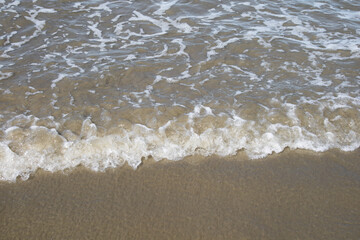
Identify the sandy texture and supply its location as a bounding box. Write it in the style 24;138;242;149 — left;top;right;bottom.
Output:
1;149;360;239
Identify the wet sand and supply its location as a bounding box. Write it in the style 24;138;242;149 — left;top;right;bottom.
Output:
1;149;360;240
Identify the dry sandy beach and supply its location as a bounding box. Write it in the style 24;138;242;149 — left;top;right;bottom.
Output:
1;149;360;240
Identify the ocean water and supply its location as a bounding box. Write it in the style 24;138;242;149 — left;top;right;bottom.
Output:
0;0;359;182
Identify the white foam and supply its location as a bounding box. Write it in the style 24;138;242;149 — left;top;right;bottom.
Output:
90;2;112;13
2;0;20;9
1;99;359;182
171;38;189;58
114;22;124;35
88;22;102;38
207;37;239;60
0;69;13;81
146;44;168;59
154;0;179;15
3;6;56;55
124;54;136;61
35;6;56;14
24;8;54;31
51;73;67;89
338;10;360;20
87;22;117;51
88;12;101;19
313;2;327;8
221;3;235;13
166;17;193;33
187;104;214;121
73;2;82;8
25;90;43;96
3;31;17;45
130;11;169;33
323;38;360;53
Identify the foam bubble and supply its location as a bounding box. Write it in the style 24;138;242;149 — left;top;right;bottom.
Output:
0;70;13;81
130;11;169;33
154;0;179;15
51;73;67;89
1;99;359;182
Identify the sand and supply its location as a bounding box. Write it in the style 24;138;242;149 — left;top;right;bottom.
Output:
1;149;360;239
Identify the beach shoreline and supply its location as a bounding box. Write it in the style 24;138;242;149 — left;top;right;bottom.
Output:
1;149;360;239
1;0;360;239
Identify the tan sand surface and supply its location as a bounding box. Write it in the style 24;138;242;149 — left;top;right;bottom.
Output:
1;149;360;239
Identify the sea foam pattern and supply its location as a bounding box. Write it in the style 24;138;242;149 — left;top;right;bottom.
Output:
0;0;359;181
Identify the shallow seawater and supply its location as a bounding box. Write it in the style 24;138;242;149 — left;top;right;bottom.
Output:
0;0;359;181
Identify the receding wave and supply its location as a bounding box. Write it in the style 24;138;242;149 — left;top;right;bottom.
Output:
0;0;359;181
1;99;359;182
